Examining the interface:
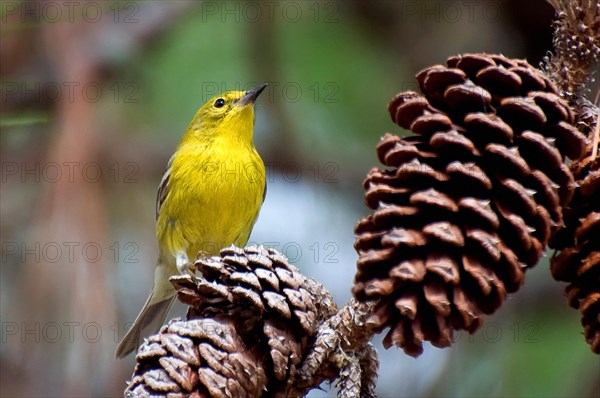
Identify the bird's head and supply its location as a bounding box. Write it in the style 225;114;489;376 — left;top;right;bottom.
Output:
183;84;267;145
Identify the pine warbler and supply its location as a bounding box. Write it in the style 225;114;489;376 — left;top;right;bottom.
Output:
116;84;267;358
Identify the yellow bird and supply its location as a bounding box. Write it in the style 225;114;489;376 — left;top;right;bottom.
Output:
116;84;267;358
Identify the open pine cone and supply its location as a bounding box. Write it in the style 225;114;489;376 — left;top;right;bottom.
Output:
125;246;337;397
353;53;588;356
550;106;599;353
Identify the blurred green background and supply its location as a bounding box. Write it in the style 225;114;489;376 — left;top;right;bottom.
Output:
1;0;598;396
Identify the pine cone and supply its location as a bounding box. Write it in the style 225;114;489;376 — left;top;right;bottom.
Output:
551;0;600;68
550;108;599;353
125;318;267;398
126;246;338;397
353;53;588;357
544;0;600;102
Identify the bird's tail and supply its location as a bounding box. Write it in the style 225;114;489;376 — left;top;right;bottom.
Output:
116;259;178;358
115;288;175;359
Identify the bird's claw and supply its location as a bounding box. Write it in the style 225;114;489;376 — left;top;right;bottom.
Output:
176;252;194;276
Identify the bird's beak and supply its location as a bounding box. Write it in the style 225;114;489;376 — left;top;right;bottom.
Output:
237;83;268;106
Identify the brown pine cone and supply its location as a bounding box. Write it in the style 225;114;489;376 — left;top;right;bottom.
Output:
545;0;600;102
550;108;599;353
125;318;267;398
353;53;588;357
125;246;338;397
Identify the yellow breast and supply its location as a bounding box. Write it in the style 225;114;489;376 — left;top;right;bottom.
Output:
156;139;265;265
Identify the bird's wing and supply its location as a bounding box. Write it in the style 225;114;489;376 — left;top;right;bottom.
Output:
156;154;175;220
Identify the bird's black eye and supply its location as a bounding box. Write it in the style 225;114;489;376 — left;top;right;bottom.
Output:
214;98;225;108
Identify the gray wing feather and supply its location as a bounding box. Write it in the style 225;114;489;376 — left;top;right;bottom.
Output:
156;154;175;220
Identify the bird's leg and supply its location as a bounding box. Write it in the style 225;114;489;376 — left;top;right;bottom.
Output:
175;252;194;275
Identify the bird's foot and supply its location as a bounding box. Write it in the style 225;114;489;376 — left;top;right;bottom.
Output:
176;252;195;276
